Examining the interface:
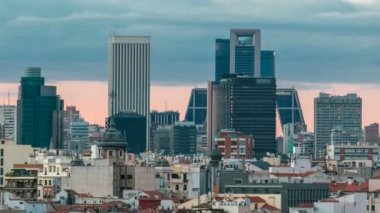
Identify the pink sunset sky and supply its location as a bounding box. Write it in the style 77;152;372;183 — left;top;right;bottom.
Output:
1;81;379;136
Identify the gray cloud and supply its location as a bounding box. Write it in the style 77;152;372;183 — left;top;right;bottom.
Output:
0;0;379;85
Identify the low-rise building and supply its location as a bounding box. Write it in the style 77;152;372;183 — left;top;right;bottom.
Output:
215;129;254;159
4;164;42;201
0;140;34;187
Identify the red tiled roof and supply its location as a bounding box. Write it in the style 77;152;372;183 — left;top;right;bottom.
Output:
329;181;368;193
14;164;43;170
261;203;280;211
249;196;266;203
297;203;314;208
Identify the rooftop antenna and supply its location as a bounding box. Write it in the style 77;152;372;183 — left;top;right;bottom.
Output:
109;90;116;117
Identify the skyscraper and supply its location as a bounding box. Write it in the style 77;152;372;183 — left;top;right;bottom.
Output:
209;29;276;157
364;123;379;144
17;67;64;148
150;111;179;127
215;29;275;81
184;88;207;125
276;88;306;132
107;112;146;154
215;39;230;81
108;35;150;150
207;76;276;157
314;93;362;158
173;121;196;155
0;105;16;141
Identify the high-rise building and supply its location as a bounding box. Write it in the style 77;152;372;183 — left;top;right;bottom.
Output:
276;88;306;132
215;29;275;81
314;93;362;158
17;67;64;148
69;119;89;153
0;105;16;141
173;121;196;155
207;76;276;157
330;125;363;145
365;123;379;144
152;125;173;155
63;106;80;150
184;88;207;125
108;35;150;150
107;112;146;154
215;39;230;81
150;111;179;127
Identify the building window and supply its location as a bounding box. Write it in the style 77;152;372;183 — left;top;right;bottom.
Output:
0;159;3;166
45;180;47;185
109;151;113;157
175;185;179;190
127;175;133;180
183;185;187;191
120;175;125;179
119;150;123;157
0;149;3;157
234;179;242;184
49;180;52;186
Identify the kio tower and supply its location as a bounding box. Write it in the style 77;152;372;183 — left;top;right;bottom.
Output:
108;35;150;151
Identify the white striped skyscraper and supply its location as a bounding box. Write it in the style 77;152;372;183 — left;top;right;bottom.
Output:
108;35;150;151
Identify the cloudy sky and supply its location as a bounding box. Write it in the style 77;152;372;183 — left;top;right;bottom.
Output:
0;0;379;129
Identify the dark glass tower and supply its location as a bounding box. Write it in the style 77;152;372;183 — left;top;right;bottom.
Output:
276;88;306;130
173;122;196;155
215;39;230;81
207;76;277;157
17;67;64;148
261;50;275;77
107;112;146;154
184;88;207;125
215;40;275;80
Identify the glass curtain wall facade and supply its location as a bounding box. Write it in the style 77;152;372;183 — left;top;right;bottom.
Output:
184;88;207;125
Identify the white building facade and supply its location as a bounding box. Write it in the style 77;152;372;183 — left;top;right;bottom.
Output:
108;35;150;150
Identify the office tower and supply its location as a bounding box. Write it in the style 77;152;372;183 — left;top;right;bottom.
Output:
230;29;261;77
108;35;150;150
207;76;276;157
17;67;64;148
51;109;64;149
314;93;362;158
365;123;379;144
184;88;207;125
107;112;146;154
214;129;254;159
276;88;306;132
150;111;179;127
0;105;17;141
63;106;80;150
152;125;173;155
330;125;363;145
260;50;275;77
215;39;230;81
173;121;196;155
69;119;89;153
215;29;275;81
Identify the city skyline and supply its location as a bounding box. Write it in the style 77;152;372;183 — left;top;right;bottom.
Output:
0;0;379;136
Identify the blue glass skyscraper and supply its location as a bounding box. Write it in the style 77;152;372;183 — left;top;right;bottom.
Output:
276;88;306;130
215;33;275;80
215;39;230;81
184;88;207;125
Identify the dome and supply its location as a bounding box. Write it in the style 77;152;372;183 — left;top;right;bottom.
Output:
97;118;127;147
